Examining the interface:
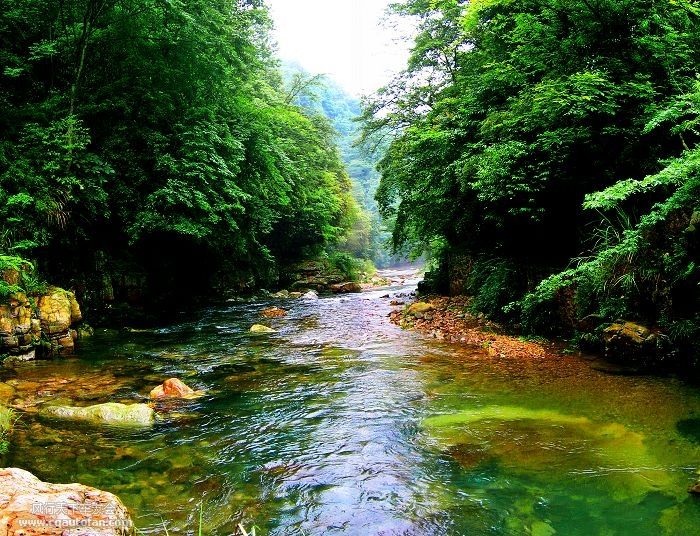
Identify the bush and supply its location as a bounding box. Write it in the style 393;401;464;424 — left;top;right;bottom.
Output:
0;406;16;454
466;257;524;320
326;252;366;281
0;255;46;300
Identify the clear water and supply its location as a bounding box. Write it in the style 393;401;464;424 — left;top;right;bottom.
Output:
3;274;700;535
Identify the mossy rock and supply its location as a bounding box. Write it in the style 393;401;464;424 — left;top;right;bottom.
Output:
406;302;435;316
36;287;82;338
41;402;155;427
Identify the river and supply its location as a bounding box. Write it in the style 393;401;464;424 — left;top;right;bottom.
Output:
2;271;700;535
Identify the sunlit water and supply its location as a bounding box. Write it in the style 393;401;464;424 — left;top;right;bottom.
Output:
3;272;700;535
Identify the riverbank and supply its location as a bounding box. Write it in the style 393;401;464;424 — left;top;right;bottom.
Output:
388;295;559;360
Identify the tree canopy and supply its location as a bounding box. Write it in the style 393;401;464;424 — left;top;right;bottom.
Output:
0;0;359;305
366;0;700;360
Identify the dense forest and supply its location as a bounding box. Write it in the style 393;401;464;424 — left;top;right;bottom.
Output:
2;0;699;362
366;0;700;365
4;1;700;533
0;0;365;315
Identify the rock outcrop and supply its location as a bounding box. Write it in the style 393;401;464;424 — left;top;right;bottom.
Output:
0;292;39;362
1;265;83;361
36;288;82;355
603;321;665;363
0;467;133;536
285;260;342;292
40;403;155;427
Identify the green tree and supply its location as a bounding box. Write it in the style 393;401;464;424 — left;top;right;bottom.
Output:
0;0;357;310
366;0;700;308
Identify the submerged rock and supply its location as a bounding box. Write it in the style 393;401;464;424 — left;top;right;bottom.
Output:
0;467;133;536
41;402;155;427
149;378;200;399
261;306;287;318
423;405;671;501
249;324;276;334
0;382;16;404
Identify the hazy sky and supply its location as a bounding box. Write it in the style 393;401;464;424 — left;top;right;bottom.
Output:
267;0;412;97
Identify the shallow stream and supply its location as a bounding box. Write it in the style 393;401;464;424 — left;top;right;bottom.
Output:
3;272;700;534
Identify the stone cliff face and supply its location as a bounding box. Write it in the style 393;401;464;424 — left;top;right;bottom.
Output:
0;268;82;362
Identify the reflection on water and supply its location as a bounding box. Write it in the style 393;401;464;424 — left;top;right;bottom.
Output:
2;271;700;535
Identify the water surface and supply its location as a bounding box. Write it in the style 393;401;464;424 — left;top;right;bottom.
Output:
3;274;700;534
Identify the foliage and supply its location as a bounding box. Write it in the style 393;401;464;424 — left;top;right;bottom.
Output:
326;252;366;282
518;83;700;353
0;255;46;299
365;0;700;361
285;62;399;267
0;0;358;304
465;257;523;320
0;406;16;454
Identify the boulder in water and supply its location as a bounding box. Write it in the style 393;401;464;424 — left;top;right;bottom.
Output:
603;321;664;363
301;290;318;300
330;282;363;294
41;402;155;427
0;467;133;536
250;324;276;334
149;378;200;399
261;306;286;318
36;288;82;355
